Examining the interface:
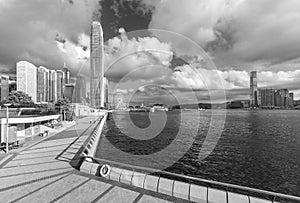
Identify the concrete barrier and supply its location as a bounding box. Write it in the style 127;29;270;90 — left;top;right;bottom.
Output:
109;167;123;182
131;172;146;188
173;181;190;200
120;169;134;185
228;192;249;203
80;161;93;174
208;188;227;203
158;177;174;196
144;175;159;192
249;197;272;203
189;184;207;203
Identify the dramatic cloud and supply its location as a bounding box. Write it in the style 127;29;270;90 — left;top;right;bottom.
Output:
0;0;98;74
104;29;173;82
147;0;300;70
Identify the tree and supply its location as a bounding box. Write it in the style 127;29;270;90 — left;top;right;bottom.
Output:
55;98;74;121
2;91;35;107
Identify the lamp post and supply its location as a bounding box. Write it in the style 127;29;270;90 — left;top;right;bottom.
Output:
4;103;12;153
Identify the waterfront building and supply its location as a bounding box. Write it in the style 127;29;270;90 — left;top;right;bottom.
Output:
74;75;86;104
288;92;294;107
56;70;63;99
62;64;70;97
48;70;58;102
250;71;258;107
0;75;9;102
37;66;48;102
275;89;289;108
258;88;275;108
90;21;104;108
16;61;37;102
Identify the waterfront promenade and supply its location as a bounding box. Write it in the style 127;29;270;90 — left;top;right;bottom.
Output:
0;116;183;203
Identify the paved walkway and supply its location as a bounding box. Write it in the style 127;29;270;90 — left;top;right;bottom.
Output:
0;116;180;203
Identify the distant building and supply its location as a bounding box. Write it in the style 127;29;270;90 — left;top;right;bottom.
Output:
62;64;70;96
37;66;48;102
258;88;275;108
16;61;37;102
64;83;75;102
74;75;86;104
56;70;63;99
48;70;57;102
288;92;294;107
275;89;289;108
90;21;104;108
0;75;9;101
250;71;258;107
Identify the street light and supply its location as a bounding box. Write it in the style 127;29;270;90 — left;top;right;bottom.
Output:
4;103;12;153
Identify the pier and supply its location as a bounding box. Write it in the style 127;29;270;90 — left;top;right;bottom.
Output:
0;115;299;203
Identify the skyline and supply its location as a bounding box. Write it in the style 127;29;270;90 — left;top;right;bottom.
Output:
0;0;300;103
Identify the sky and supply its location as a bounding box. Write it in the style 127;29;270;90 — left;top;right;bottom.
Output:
0;0;300;104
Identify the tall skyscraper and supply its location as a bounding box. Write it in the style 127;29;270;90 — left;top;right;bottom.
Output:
56;70;63;99
74;75;86;104
17;61;37;102
103;77;109;108
64;83;75;102
90;21;104;108
49;70;57;102
250;71;258;107
0;75;9;101
37;66;48;102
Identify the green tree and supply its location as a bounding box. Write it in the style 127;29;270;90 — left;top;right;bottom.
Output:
2;91;35;107
55;98;74;121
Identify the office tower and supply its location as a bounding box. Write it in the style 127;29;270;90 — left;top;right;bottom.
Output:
62;64;70;96
56;70;63;99
74;75;86;104
258;88;275;107
104;77;109;108
16;61;37;102
90;21;104;108
64;83;75;102
250;71;258;107
275;89;289;108
37;66;48;102
49;70;57;102
288;92;294;107
0;75;9;101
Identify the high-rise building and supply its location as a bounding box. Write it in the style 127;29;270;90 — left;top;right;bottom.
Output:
37;66;48;102
0;75;9;101
289;92;294;107
64;83;75;102
62;64;70;97
258;88;275;107
90;21;104;108
56;70;63;99
74;75;86;104
250;71;258;107
49;70;57;102
275;89;289;108
16;61;37;102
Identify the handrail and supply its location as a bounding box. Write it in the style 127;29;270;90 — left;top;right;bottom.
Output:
86;156;300;202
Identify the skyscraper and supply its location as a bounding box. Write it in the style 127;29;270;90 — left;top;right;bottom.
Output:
49;70;57;102
37;66;48;102
0;75;9;101
17;61;37;102
90;21;104;108
250;71;258;107
258;88;275;107
74;75;86;104
56;70;63;99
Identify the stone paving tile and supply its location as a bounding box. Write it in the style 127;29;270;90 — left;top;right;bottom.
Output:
4;156;63;167
55;179;112;203
0;168;72;190
19;174;89;202
20;145;69;154
138;195;174;203
0;161;69;177
0;173;68;202
13;150;65;160
95;186;140;203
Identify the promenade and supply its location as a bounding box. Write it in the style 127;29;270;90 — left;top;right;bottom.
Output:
0;116;182;203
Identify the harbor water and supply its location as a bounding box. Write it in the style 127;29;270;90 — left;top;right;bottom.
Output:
95;110;300;196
